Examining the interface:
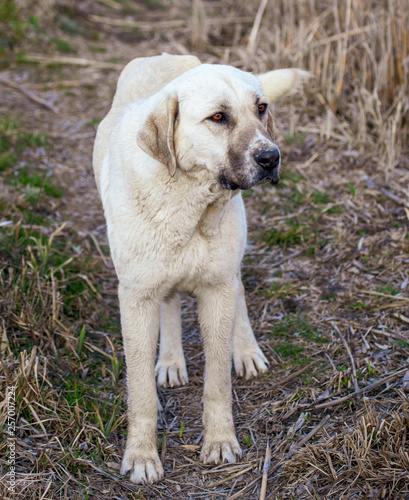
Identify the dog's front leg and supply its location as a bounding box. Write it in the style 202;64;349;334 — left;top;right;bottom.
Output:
197;280;242;464
118;284;163;484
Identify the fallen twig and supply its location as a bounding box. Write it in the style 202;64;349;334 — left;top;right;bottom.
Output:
228;477;259;500
360;289;409;302
332;323;359;392
206;465;253;488
256;248;304;269
287;415;330;457
393;313;409;324
0;77;58;113
22;54;122;69
27;80;84;89
280;360;320;385
253;360;320;397
95;0;122;9
259;441;271;500
311;366;409;410
363;174;409;209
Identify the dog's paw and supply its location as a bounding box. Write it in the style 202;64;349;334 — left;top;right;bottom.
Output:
200;436;242;464
120;447;164;484
233;343;269;380
155;356;188;387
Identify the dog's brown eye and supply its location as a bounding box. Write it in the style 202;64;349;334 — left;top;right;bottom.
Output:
211;113;224;121
258;103;267;114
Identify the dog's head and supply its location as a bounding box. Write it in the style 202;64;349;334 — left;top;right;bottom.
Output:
137;64;308;190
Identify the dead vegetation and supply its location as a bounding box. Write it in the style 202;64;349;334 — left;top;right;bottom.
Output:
0;0;408;499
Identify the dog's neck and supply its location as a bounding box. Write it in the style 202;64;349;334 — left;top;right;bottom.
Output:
198;189;236;237
164;169;238;242
180;168;238;238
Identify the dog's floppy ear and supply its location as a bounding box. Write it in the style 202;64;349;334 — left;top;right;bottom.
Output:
137;93;178;176
258;69;311;103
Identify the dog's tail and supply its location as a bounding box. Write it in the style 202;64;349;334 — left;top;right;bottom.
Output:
257;69;312;103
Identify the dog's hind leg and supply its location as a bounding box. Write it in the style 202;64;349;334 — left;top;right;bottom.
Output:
232;277;269;380
155;293;188;387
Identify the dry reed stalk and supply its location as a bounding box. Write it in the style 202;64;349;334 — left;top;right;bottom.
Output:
246;0;269;56
191;0;208;51
333;0;351;111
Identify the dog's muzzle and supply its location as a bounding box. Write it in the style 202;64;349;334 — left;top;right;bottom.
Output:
254;146;281;185
219;145;281;191
254;146;280;171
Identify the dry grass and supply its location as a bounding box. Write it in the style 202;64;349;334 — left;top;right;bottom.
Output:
0;0;408;498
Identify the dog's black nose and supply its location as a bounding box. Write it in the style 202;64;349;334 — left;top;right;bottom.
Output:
254;147;280;170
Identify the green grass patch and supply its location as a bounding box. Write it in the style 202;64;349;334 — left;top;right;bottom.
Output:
347;181;356;196
6;166;63;203
0;1;25;52
52;38;76;53
58;15;82;35
0;117;47;153
347;302;369;311
280;168;303;184
274;342;310;366
0;151;17;171
285;130;307;145
90;44;106;53
275;342;304;358
268;315;324;366
377;285;400;296
144;0;166;8
312;190;330;205
65;378;87;406
271;314;327;343
393;339;409;349
0;117;62;204
263;223;310;247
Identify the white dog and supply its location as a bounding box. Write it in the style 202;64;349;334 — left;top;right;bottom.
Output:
93;54;308;484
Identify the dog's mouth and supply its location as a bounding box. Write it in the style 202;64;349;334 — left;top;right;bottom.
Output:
218;175;240;191
219;170;280;191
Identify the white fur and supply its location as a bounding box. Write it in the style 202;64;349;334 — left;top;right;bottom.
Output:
92;54;306;484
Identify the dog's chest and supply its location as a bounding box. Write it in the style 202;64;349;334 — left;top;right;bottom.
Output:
107;177;246;294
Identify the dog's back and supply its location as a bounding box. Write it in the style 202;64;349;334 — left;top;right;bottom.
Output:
115;53;200;107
